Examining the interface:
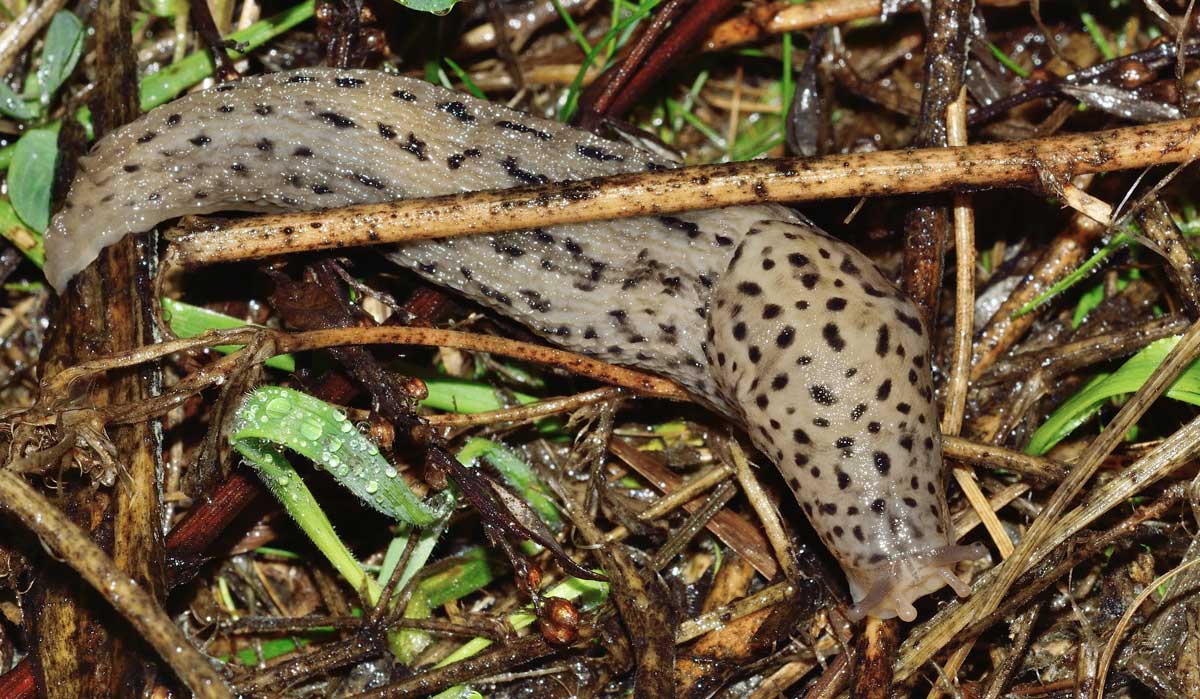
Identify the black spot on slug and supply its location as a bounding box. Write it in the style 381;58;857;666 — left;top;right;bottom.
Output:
576;144;625;162
402;133;427;161
500;156;549;185
356;173;386;189
317;111;357;129
438;101;475;122
495;120;552;140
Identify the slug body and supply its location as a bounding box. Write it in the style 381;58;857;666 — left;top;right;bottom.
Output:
47;68;978;620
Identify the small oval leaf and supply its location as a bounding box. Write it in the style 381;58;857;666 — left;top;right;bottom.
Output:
10;128;59;233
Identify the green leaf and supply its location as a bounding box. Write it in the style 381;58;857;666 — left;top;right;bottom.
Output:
0;81;36;120
9;128;59;232
161;297;296;372
231;386;454;527
37;11;85;104
389;0;460;15
1027;335;1200;455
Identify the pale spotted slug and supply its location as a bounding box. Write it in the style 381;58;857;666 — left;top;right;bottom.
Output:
45;68;982;621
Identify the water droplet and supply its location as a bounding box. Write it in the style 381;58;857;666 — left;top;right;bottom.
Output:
384;466;397;478
365;480;379;494
265;396;291;418
298;417;323;441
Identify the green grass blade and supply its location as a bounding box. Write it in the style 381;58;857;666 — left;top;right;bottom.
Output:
1026;335;1200;454
442;58;486;98
161;297;296;371
231;386;454;526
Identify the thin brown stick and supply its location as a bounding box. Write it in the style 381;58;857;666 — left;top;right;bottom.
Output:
941;436;1067;483
167;118;1200;269
40;325;688;422
728;439;801;581
610;439;778;579
1094;558;1200;699
0;471;233;699
970;203;1106;379
850;617;897;699
969;318;1200;619
703;0;1032;52
978;314;1191;387
636;463;733;521
426;387;626;427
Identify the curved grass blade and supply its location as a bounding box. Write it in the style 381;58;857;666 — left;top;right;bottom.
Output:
1027;335;1200;455
232;386;453;526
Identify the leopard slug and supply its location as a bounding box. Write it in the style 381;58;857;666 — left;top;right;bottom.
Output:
45;68;982;621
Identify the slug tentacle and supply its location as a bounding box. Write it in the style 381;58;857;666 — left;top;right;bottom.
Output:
705;219;976;620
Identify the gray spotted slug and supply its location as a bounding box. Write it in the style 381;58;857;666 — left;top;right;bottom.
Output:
45;67;983;621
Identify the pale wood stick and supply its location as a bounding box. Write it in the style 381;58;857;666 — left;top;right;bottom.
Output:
167;118;1200;269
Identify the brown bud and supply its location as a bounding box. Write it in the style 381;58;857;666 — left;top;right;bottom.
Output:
362;28;387;54
538;598;580;645
1115;59;1153;89
401;376;429;401
315;1;337;24
524;564;542;591
368;415;395;451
